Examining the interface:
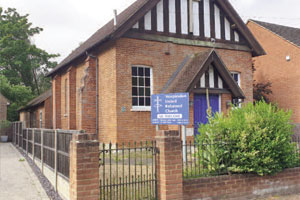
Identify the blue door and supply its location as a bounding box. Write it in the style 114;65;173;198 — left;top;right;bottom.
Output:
194;94;220;135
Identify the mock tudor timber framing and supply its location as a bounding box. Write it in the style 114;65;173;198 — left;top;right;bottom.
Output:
47;0;264;78
162;50;245;99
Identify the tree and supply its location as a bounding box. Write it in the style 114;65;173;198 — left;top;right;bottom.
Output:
0;75;34;121
0;7;58;95
253;81;272;103
252;62;273;103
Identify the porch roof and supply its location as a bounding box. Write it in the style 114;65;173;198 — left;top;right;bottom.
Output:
161;49;245;99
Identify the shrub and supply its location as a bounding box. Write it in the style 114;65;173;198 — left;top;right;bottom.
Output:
0;120;11;136
196;101;298;176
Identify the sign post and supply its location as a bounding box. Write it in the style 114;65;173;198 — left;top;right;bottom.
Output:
182;125;187;163
151;93;189;163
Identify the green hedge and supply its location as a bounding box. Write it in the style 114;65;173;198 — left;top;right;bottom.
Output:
196;101;298;176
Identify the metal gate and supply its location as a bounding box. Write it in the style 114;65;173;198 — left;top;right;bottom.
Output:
99;141;158;200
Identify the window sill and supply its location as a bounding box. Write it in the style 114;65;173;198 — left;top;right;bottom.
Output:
131;107;151;112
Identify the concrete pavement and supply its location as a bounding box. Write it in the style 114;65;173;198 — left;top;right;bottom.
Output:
0;143;49;200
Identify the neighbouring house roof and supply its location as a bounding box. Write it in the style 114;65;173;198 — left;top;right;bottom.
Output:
18;89;52;112
249;20;300;48
161;49;245;99
47;0;265;77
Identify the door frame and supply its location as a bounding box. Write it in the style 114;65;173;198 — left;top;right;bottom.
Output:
218;94;221;113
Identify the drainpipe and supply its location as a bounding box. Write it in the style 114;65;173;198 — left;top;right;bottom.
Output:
86;52;99;139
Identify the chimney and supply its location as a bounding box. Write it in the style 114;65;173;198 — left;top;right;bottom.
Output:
113;9;117;26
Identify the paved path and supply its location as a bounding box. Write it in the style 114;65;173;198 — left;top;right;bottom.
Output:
0;143;49;200
257;194;300;200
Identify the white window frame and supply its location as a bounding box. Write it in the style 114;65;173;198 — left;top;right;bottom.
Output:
231;72;242;108
131;65;153;112
231;72;241;87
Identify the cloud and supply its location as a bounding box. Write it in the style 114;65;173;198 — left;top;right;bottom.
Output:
1;0;136;62
230;0;300;28
2;0;300;63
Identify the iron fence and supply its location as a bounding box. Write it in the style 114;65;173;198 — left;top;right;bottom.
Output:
292;134;300;166
99;141;158;200
183;136;300;179
182;139;233;179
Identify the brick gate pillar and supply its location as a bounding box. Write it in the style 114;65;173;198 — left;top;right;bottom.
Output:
69;133;99;200
156;130;183;200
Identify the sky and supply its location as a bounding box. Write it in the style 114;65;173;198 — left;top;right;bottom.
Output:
1;0;300;63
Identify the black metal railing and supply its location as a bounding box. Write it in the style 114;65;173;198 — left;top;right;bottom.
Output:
99;141;158;200
292;134;300;166
182;139;233;179
183;136;300;179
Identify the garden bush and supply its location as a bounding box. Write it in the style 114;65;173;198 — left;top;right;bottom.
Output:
0;120;11;136
196;101;298;176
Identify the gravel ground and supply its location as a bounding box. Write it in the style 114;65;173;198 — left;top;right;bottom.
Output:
17;147;63;200
256;193;300;200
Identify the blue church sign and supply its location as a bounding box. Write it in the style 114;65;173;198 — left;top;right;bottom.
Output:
151;93;189;125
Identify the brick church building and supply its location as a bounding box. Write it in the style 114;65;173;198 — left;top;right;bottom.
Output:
47;0;264;143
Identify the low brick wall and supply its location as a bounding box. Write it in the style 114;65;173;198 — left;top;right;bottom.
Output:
183;168;300;200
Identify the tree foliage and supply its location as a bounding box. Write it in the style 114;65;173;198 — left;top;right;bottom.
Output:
252;62;273;103
0;75;34;121
0;7;58;94
253;81;272;103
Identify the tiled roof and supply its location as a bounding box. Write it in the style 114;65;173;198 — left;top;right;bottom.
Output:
161;50;213;94
251;20;300;48
18;89;52;111
161;50;245;99
47;0;265;77
47;0;151;77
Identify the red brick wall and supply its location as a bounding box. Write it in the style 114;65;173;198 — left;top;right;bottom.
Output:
248;21;300;122
69;67;77;130
44;96;53;129
97;46;117;143
35;106;41;128
81;57;97;134
156;130;183;200
53;57;98;135
53;75;62;129
61;72;69;129
69;133;99;200
75;61;88;130
183;167;300;200
53;37;253;143
18;96;52;129
114;38;253;144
